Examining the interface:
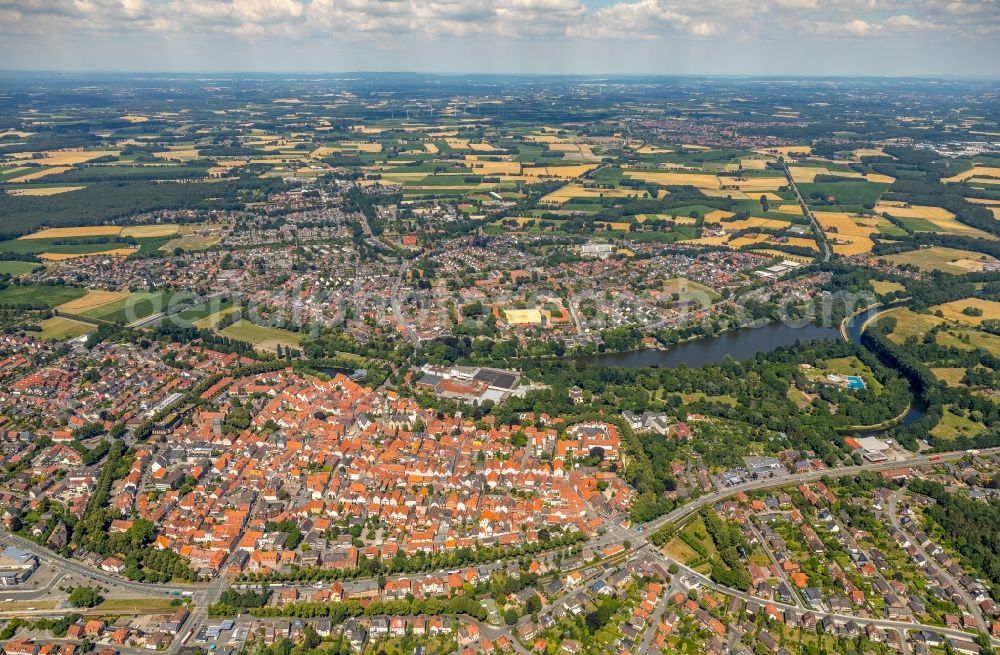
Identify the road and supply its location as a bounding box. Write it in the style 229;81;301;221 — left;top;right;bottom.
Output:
641;449;992;537
887;487;989;633
5;447;997;652
784;162;830;262
389;258;419;347
0;527;203;597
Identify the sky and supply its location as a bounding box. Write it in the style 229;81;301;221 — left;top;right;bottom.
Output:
1;0;999;77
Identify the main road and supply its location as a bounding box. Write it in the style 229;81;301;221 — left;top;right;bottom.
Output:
784;161;831;262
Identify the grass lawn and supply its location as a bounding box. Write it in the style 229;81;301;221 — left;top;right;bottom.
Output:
679;391;738;406
0;261;38;276
931;367;967;386
930;405;984;440
0;284;85;308
219;319;302;352
869;279;906;295
662;537;699;564
35;316;95;341
787;386;813;409
193;305;239;329
96;597;180;611
661;277;720;307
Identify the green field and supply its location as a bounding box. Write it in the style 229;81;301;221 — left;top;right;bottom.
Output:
799;181;889;207
0;261;38;276
35;316;95;341
0;284;86;308
78;291;173;324
219;319;302;351
0;237;136;257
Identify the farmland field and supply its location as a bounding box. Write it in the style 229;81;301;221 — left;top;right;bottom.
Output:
0;284;86;308
0;261;38;276
928;298;1000;326
35;316;95;341
56;289;130;314
882;246;999;274
78;291;173;324
17;226;122;240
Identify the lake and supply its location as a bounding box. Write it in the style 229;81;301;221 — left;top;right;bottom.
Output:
578;321;841;369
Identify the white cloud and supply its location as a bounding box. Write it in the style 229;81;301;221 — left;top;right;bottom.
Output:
0;0;997;44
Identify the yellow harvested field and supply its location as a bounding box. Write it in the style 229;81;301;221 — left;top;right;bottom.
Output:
702;210;735;223
341;142;382;152
540;184;643;204
814;211;878;256
683;235;731;247
624;170;720;187
19;226;122;240
711;217;791;231
639;213;699;225
786;237;819;251
751;250;814;263
0;130;34;138
57;289;130;313
731;177;787;191
524;134;563;143
739;157;771;170
701;188;750;199
788;166;894;184
445;138;470;149
966;198;1000;206
727;234;771;248
928;298;1000;325
923;215;995;239
467;160;521;175
774;204;804;215
5;186;84;196
8;166;73;182
759;145;812;156
40;248;137;261
25;150;118;165
121;114;149;123
875;202;954;220
468;142;496;152
852;148;889;159
310;146;339;158
154;149;200;160
942;166;1000;184
120;224;180;238
423;143;439;154
523;164;597;179
636;145;672;154
504;308;543;325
